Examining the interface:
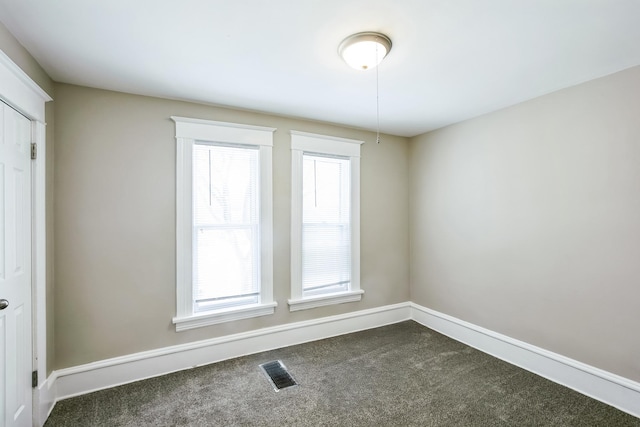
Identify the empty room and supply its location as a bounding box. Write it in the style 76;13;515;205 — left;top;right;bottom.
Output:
0;1;639;426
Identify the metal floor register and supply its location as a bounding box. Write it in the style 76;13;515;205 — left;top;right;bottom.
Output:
259;360;298;391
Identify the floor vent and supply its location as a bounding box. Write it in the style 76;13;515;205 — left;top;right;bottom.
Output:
260;360;297;391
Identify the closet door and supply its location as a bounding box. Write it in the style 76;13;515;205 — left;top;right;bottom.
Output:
0;100;32;427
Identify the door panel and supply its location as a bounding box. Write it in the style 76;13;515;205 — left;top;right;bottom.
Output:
0;100;32;427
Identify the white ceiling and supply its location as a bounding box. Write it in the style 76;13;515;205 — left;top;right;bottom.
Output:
1;0;639;137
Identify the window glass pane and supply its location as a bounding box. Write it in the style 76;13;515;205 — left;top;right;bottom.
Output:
193;143;258;226
302;154;351;296
193;143;260;312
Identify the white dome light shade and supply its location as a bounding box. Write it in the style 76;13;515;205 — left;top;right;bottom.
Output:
339;32;392;71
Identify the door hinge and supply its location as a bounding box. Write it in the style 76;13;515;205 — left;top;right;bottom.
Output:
31;143;37;160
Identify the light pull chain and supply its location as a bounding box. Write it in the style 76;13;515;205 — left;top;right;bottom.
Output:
375;38;381;144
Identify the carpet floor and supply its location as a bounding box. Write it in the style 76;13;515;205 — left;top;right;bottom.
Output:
45;321;640;426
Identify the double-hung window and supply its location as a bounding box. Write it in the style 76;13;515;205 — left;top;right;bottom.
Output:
172;117;276;331
289;131;364;311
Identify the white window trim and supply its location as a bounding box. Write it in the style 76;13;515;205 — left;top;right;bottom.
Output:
171;116;277;331
288;130;364;312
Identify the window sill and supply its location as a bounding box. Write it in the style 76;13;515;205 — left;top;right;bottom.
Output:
287;290;364;312
172;302;278;332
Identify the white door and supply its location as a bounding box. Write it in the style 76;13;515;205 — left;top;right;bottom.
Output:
0;100;32;427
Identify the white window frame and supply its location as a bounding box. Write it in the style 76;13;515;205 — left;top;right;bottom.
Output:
289;130;364;311
171;116;277;331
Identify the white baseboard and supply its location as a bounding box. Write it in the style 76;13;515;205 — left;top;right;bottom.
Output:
410;303;640;419
53;302;411;401
38;301;640;425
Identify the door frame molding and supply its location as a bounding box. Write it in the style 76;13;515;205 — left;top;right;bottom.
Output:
0;49;52;426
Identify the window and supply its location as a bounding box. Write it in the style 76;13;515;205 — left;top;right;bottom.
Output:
172;117;276;331
289;131;364;311
192;143;259;312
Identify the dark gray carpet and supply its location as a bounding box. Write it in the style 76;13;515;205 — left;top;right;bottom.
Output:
45;321;640;426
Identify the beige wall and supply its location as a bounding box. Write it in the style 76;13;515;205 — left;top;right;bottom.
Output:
0;22;56;375
409;66;640;382
53;83;410;369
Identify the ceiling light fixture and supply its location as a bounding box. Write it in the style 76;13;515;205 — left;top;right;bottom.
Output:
338;32;392;71
339;32;392;143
